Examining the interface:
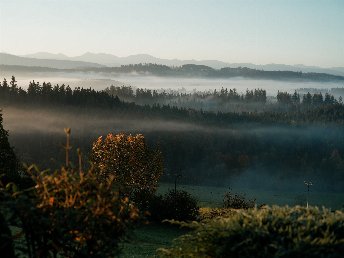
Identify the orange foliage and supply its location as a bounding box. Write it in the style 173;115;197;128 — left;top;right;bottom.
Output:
90;133;163;196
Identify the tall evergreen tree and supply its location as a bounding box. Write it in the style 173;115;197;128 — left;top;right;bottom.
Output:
0;111;18;184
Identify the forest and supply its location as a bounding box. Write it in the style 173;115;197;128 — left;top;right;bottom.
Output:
1;76;344;193
1;76;344;122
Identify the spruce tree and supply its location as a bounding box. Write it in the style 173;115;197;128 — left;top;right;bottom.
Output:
0;111;18;184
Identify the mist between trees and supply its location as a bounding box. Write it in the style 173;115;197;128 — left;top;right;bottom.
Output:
0;77;344;195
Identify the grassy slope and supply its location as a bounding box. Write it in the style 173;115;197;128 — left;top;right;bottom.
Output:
120;224;189;258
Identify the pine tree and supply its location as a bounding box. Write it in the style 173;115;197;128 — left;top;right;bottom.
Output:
0;111;18;184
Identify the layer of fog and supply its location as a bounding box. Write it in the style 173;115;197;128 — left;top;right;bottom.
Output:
3;72;344;97
2;105;344;208
4;105;342;137
3;106;235;136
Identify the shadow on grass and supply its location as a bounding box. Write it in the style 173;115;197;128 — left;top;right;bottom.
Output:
120;223;190;258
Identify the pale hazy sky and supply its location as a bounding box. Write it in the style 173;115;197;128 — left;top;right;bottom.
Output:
1;0;343;67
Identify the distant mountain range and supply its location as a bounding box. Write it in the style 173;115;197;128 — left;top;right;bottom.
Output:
20;52;231;70
1;52;344;77
22;52;344;76
0;53;104;69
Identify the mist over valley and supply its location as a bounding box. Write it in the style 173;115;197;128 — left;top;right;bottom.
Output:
1;70;344;97
1;2;344;256
2;89;344;208
1;61;344;209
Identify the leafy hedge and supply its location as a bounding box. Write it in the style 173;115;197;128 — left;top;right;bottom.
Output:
158;206;344;257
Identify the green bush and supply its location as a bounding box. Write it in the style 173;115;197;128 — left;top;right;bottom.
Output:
158;206;344;258
147;190;199;222
223;188;255;209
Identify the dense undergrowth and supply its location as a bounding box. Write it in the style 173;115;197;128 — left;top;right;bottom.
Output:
143;189;199;222
158;206;344;258
223;188;256;209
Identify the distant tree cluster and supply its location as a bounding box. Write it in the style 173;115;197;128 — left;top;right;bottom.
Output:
3;63;344;82
0;76;122;108
107;85;341;108
277;90;339;106
104;85;344;123
105;85;267;104
84;63;344;82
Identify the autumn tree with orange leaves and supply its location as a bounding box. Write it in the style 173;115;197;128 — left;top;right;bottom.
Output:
90;133;163;198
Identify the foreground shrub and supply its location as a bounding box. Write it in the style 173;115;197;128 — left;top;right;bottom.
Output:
223;188;255;209
158;206;344;258
148;190;199;222
2;166;140;258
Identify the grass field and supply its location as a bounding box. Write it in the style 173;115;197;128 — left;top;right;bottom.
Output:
158;183;344;209
120;224;189;258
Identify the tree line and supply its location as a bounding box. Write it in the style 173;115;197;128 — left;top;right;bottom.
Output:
1;76;344;125
105;85;267;104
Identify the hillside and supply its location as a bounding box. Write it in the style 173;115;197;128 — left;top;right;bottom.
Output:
1;63;344;82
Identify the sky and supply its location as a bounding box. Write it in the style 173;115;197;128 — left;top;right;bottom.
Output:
0;0;343;67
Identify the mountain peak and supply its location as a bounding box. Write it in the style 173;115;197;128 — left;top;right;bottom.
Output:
23;52;69;60
127;53;155;58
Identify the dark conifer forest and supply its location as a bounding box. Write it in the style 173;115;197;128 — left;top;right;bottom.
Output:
1;76;344;192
